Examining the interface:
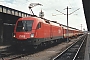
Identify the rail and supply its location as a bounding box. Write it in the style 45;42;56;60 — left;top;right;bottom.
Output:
52;34;87;60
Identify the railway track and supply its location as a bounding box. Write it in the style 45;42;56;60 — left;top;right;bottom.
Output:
52;34;87;60
1;53;32;60
0;46;37;60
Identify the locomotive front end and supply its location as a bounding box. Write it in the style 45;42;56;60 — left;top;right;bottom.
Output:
12;17;39;46
14;20;34;39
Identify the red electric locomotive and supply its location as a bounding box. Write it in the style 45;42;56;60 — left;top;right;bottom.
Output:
12;15;83;48
12;16;64;48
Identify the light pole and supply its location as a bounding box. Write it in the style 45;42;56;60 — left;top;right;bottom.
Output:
66;6;71;42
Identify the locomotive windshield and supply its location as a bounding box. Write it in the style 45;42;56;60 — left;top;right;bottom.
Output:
16;20;33;32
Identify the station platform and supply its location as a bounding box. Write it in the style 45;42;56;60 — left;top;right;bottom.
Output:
84;33;90;60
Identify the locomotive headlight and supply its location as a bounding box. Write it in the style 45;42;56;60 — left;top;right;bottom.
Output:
12;33;15;37
30;33;34;38
13;34;15;37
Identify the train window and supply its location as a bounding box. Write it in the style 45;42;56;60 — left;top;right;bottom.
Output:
16;20;33;32
36;22;41;29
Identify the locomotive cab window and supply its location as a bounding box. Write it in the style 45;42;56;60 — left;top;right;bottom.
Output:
16;20;33;32
36;22;41;29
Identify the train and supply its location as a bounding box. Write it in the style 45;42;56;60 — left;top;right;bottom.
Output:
11;15;83;48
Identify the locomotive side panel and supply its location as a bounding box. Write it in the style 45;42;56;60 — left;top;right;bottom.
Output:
35;22;44;38
34;22;51;44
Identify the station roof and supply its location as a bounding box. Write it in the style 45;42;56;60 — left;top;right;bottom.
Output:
82;0;90;31
0;5;30;17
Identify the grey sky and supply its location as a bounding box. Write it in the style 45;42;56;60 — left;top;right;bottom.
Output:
0;0;87;31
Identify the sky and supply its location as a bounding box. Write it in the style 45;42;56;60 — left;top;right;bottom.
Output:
0;0;87;31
